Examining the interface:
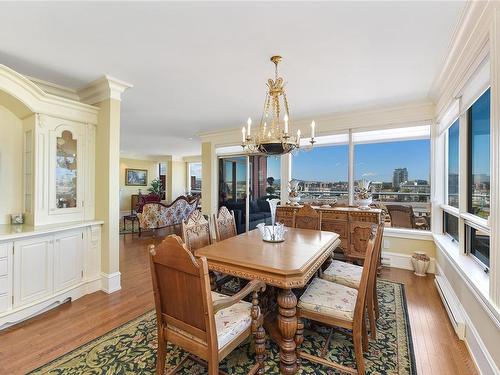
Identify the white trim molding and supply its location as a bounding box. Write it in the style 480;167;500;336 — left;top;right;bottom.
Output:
100;272;122;294
384;227;433;241
77;75;133;105
381;251;436;274
435;263;500;375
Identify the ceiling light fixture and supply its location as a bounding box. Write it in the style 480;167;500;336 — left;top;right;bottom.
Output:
241;55;316;155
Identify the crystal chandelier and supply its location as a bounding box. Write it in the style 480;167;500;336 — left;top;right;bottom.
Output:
241;55;316;155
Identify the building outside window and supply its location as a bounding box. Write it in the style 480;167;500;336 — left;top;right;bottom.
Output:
188;162;202;198
291;144;349;204
468;88;490;220
354;138;431;230
447;120;459;208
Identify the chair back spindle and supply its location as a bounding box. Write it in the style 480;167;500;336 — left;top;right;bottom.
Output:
353;224;379;324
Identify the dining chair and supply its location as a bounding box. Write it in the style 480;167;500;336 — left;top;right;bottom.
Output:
320;223;384;339
213;206;237;242
149;235;266;375
294;204;320;230
182;210;232;292
181;210;212;251
386;204;428;230
296;224;379;374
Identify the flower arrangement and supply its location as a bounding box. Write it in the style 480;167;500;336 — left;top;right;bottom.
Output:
288;179;302;205
288;179;301;198
356;179;372;200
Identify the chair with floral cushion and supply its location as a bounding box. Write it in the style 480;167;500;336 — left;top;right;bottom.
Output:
321;223;384;339
149;235;266;375
296;224;381;374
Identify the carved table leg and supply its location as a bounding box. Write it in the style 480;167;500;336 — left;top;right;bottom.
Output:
294;318;304;366
278;288;298;374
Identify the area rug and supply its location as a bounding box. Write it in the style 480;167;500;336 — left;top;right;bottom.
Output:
29;280;416;374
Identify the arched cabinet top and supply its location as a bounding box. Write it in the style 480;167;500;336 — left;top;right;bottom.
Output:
0;64;99;124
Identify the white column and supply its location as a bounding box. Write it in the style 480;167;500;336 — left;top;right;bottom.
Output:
348;129;355;206
77;76;132;294
281;153;291;203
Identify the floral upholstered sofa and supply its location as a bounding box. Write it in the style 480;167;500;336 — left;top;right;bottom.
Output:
137;196;199;236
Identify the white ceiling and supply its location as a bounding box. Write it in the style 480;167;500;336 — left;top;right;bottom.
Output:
0;1;464;157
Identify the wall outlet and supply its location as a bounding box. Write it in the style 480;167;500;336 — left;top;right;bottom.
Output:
383;239;390;249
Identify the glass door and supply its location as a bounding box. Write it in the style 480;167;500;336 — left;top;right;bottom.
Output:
248;155;281;231
218;156;248;233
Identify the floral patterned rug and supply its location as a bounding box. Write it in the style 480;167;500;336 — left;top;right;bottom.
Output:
29;280;416;374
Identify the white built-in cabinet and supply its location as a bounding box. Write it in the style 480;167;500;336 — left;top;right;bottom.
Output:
0;224;101;329
25;115;96;226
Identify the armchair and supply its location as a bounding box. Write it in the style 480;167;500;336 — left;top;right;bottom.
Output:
149;235;266;375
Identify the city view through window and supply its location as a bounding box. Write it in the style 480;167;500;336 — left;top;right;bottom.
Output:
292;139;431;230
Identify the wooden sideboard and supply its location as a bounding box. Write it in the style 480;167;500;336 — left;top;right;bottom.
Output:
276;205;382;262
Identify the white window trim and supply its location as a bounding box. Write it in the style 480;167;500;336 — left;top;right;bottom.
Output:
441;204;460;217
434;233;499;327
384;227;432;240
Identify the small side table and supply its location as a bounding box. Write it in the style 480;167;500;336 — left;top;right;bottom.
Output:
123;213;138;234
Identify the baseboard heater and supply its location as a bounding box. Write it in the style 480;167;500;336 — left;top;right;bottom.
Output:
435;275;466;340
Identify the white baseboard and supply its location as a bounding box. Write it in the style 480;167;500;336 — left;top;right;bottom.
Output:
101;272;122;294
435;263;499;375
0;277;101;330
381;251;436;274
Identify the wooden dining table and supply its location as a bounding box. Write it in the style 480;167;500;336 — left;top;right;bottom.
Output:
195;227;341;375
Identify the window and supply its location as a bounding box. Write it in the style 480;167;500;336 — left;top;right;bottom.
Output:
292;144;349;204
447;120;459;208
443;212;458;242
188;162;202;198
354;138;431;230
466;225;490;268
467;88;490;219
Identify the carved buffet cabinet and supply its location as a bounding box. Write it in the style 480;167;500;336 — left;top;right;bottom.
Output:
276;205;382;262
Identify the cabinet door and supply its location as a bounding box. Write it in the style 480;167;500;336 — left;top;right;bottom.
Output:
13;236;54;307
54;229;83;292
0;242;13;312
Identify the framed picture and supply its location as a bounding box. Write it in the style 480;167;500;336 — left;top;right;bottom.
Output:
125;168;148;186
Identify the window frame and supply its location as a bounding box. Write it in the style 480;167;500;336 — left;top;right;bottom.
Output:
466;87;491;221
291;140;349;204
187;161;202;195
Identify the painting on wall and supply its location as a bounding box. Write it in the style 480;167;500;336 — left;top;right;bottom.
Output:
125;168;148;186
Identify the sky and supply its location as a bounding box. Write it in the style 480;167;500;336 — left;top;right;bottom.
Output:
292;140;431;183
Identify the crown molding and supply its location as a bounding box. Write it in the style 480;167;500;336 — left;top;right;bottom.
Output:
26;75;80;101
77;75;133;105
430;1;495;116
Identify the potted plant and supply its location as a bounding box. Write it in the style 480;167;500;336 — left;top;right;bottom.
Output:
148;178;164;198
356;179;372;209
288;179;301;205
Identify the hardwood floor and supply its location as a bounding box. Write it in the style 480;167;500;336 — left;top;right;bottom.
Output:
0;234;478;375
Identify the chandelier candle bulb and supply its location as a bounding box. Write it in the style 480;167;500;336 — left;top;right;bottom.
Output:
311;120;315;139
242;126;246;143
284;114;289;134
247;117;252;136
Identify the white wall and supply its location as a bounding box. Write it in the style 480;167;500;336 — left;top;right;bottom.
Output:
0;105;23;224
